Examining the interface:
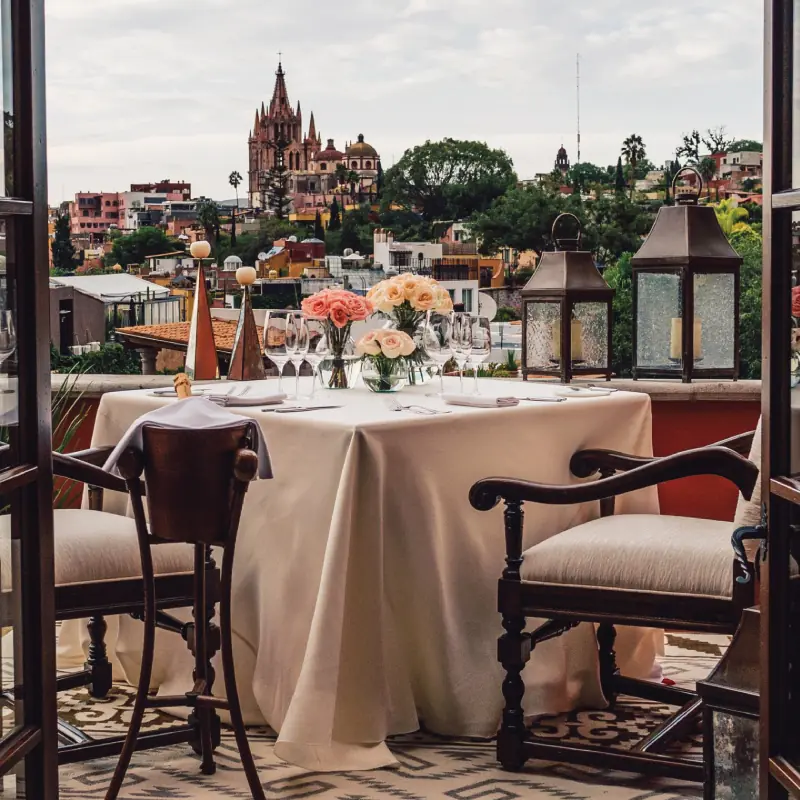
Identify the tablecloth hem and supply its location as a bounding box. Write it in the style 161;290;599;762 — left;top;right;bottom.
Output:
273;740;397;771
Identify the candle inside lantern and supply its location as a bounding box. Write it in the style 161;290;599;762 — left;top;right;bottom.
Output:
552;319;584;361
669;318;702;361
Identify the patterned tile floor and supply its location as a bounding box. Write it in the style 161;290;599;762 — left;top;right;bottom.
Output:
55;633;725;798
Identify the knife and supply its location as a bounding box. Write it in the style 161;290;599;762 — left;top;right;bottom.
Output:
262;405;343;413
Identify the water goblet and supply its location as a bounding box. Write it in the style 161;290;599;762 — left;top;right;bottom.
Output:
263;310;291;393
450;312;473;394
304;318;329;399
286;312;309;400
470;317;492;394
421;313;454;395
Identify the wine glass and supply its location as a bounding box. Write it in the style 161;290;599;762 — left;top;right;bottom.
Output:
450;312;472;393
421;313;454;395
263;310;291;393
304;318;329;400
286;312;309;400
469;317;492;395
0;311;16;394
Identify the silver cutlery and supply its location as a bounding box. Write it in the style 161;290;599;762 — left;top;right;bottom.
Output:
385;398;450;415
261;405;343;413
520;396;567;403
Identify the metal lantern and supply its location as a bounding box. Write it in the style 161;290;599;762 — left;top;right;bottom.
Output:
521;213;614;383
631;168;742;383
696;607;759;800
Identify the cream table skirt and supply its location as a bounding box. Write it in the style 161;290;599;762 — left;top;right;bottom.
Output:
58;377;662;771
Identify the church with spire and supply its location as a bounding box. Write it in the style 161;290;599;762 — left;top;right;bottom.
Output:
248;59;381;210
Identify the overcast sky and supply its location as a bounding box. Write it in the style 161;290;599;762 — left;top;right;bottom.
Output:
45;0;763;204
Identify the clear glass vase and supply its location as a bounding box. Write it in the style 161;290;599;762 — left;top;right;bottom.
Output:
320;321;356;389
361;358;405;393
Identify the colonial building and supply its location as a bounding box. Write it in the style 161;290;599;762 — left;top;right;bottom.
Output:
248;60;381;212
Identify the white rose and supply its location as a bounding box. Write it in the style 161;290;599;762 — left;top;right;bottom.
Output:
356;330;382;356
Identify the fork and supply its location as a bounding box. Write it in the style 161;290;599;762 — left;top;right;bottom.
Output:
384;397;448;415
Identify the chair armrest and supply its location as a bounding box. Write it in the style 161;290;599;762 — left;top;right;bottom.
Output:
63;446;115;467
571;429;757;477
471;445;758;512
52;452;128;495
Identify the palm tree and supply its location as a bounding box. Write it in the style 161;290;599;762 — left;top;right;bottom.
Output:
346;170;360;204
697;157;717;200
713;199;751;236
621;134;646;200
334;163;349;187
228;171;242;246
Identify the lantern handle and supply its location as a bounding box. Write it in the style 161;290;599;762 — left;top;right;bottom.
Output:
551;212;582;251
671;165;703;205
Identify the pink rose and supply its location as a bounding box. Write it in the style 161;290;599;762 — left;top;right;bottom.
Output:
345;294;371;321
793;286;800;318
329;302;350;329
379;332;406;358
302;293;330;319
356;330;382;356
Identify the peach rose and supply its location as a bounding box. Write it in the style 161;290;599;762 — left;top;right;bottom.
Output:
329;302;350;329
356;330;382;356
410;284;437;312
398;331;416;356
302;293;330;319
381;282;405;308
345;294;373;321
379;331;407;358
400;275;420;299
793;286;800;318
435;287;454;314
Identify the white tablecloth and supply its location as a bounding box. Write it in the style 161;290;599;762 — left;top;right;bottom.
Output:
58;377;661;771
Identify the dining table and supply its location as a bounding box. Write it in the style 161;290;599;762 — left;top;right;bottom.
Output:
57;376;662;772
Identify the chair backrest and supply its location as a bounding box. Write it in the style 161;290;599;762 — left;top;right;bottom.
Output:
137;423;256;546
733;417;762;530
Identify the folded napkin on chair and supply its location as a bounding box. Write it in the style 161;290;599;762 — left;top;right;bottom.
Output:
103;396;272;478
441;394;520;408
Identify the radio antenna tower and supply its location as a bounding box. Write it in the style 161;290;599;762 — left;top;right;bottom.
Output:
576;53;581;164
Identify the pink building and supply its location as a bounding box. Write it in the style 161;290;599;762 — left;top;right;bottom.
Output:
68;192;121;239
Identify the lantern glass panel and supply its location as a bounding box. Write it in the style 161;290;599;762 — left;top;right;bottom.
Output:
573;302;608;369
524;301;561;369
636;272;682;370
694;273;735;370
711;711;759;800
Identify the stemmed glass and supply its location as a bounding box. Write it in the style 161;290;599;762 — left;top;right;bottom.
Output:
469;317;492;394
421;313;454;395
263;310;291;394
450;312;473;393
304;318;329;399
0;310;16;395
286;312;309;400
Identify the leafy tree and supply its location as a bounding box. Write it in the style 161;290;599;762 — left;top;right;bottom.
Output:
314;210;325;241
729;227;763;379
325;229;342;255
614;156;626;193
676;130;702;164
383;138;516;222
728;139;763;153
196;198;220;246
585;194;654;265
340;212;361;253
377;208;432;242
104;227;185;268
265;136;292;219
566;162;610;194
621;134;646;199
741;177;762;194
376;161;384;198
714;199;751;236
663;159;682;204
228;170;242;246
697;156;717;197
51;211;76;274
601;252;634;377
328;197;341;231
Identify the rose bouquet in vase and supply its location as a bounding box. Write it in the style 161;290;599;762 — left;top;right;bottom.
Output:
301;288;373;389
356;329;415;392
792;286;800;388
366;274;454;383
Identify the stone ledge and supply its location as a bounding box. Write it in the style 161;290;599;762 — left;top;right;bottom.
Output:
52;373;762;403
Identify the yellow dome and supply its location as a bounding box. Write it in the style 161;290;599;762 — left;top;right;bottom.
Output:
346;133;377;158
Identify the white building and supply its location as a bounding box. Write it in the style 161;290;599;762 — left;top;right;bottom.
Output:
718;151;762;180
144;252;194;274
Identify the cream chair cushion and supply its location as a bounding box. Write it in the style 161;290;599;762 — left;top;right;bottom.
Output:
0;509;194;590
521;514;734;599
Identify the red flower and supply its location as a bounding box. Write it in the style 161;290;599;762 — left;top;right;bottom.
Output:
793;286;800;318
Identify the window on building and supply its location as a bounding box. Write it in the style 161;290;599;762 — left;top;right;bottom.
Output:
82;210;88;217
365;161;372;169
320;163;327;170
462;289;474;312
80;223;85;228
105;200;110;206
351;161;358;169
112;200;118;206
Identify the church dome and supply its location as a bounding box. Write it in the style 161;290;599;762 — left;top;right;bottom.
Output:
315;139;344;162
346;134;377;157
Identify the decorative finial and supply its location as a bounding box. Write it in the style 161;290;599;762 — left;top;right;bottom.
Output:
228;267;266;381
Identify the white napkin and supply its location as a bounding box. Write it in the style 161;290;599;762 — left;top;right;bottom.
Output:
103;396;272;479
206;392;287;407
441;394;520;408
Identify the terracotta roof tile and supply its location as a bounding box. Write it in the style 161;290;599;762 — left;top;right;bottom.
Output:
117;319;262;353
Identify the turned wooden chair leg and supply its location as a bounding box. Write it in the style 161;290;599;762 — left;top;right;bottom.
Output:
193;544;216;776
497;609;531;771
220;543;265;800
597;623;619;705
86;615;113;699
105;535;156;800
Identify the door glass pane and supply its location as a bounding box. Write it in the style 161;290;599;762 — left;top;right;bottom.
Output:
0;0;10;198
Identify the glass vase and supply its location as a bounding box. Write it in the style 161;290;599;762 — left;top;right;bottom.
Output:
382;318;429;385
361;358;405;393
321;321;355;389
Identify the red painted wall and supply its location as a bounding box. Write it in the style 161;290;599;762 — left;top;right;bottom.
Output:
652;401;760;521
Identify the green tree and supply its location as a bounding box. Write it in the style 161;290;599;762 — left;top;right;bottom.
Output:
729;227;763;379
714;199;751;236
566;162;610;194
265;136;292;219
702;126;733;154
51;211;76;274
104;227;185;269
728;139;763;152
228;170;242;246
196;198;220;246
328;197;341;231
614;157;626;193
621;134;646;199
383;138;516;222
585;194;655;265
677;130;702;164
697;156;717;197
376;161;384;198
340;212;361;253
314;210;325;241
601;252;634;377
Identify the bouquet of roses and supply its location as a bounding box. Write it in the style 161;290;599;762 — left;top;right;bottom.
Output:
300;288;373;388
356;329;416;392
366;274;453;330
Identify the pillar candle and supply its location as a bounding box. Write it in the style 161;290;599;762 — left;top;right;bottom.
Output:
669;318;702;361
552;319;584;361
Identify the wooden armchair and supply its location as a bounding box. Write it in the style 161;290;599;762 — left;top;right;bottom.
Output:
469;430;759;784
0;445;217;764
